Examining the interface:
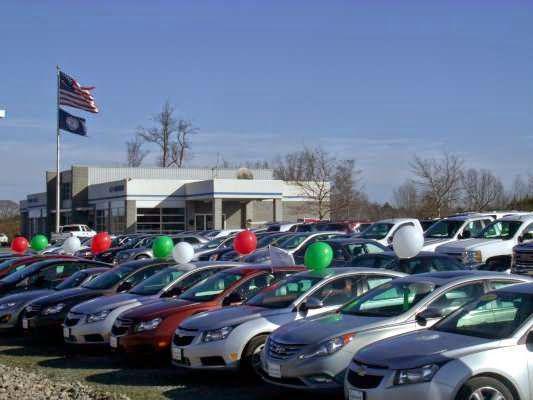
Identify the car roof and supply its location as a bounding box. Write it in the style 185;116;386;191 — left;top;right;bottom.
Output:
380;251;445;258
374;218;418;224
444;214;492;222
493;282;533;294
499;214;533;222
290;267;407;279
223;264;306;275
325;238;382;245
394;270;521;286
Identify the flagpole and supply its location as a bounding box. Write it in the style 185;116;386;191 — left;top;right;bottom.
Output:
55;65;61;234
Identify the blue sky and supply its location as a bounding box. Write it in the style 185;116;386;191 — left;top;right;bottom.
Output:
1;1;532;202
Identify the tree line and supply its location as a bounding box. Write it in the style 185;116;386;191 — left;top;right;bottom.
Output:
124;102;533;221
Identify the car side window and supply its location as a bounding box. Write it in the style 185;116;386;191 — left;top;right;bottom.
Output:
364;243;384;254
172;268;223;292
397;258;429;274
233;273;277;301
366;275;394;290
314;277;361;307
428;283;485;317
521;223;533;241
464;221;484;237
30;264;74;288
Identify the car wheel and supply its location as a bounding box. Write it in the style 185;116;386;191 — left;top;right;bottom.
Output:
135;255;149;260
457;377;514;400
241;334;268;377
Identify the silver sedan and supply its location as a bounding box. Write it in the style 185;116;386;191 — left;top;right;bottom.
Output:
345;282;533;400
261;271;530;391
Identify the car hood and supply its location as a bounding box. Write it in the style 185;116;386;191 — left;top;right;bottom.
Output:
31;287;101;307
0;289;54;306
71;292;145;314
356;330;497;370
181;305;288;331
119;298;200;320
437;238;502;252
272;312;390;345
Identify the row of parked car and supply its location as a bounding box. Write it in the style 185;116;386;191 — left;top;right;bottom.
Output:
1;213;533;399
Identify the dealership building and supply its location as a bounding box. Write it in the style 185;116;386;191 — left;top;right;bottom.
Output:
19;165;321;237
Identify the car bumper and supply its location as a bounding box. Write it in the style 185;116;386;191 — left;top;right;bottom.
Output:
170;336;241;370
260;348;352;390
344;378;454;400
22;314;65;334
110;331;172;355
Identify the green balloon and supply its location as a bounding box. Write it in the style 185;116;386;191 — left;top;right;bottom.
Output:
152;236;174;259
304;242;333;271
30;234;49;252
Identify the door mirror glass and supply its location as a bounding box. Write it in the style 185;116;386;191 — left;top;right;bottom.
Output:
161;286;183;298
460;230;471;239
116;281;133;293
301;296;324;312
526;331;533;349
415;308;443;326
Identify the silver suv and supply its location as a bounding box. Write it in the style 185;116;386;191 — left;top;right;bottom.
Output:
346;281;533;400
261;271;530;390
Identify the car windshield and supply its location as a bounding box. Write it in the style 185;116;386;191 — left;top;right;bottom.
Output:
360;223;394;240
135;237;154;248
425;220;464;239
246;275;323;309
129;267;186;296
0;258;27;273
54;270;92;290
276;234;309;250
341;280;436;317
351;254;395;269
0;260;53;284
434;291;533;339
258;234;289;248
82;265;136;290
476;221;523;240
61;226;79;232
179;272;243;302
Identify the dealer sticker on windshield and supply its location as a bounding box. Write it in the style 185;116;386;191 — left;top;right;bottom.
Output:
267;362;281;378
22;319;28;329
63;327;70;338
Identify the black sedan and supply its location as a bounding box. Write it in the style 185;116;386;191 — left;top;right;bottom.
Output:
0;258;112;298
21;258;172;337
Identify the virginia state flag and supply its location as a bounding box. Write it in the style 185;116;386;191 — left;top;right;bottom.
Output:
58;108;87;136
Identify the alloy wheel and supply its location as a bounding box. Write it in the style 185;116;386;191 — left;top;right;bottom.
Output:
468;387;506;400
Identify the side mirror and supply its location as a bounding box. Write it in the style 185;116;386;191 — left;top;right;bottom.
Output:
415;308;443;326
300;297;324;313
460;231;471;239
518;235;525;243
117;281;133;293
526;331;533;350
222;292;243;306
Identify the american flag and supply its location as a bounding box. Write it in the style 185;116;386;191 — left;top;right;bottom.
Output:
59;71;99;113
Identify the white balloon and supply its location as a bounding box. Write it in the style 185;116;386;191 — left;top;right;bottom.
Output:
392;225;424;259
62;236;81;255
172;242;195;264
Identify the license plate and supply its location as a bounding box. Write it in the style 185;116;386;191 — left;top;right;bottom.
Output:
267;362;281;378
349;389;365;400
110;336;118;348
172;347;184;362
63;327;70;338
22;319;28;330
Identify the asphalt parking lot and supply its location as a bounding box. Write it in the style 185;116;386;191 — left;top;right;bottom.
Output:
0;333;339;400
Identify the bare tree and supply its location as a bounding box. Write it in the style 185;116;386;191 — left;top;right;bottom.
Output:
0;200;18;220
273;147;362;220
461;168;505;211
138;101;198;167
410;152;464;217
126;136;148;167
393;180;419;214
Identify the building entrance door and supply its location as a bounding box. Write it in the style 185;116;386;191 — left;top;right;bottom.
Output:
195;214;213;230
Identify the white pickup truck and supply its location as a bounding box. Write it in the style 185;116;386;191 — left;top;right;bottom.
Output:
436;214;533;269
357;218;423;247
51;224;96;244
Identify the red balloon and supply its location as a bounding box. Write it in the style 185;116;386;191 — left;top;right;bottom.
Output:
91;232;112;254
11;236;29;254
233;230;257;255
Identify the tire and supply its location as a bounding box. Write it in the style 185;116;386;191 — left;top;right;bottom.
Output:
241;334;268;378
456;376;515;400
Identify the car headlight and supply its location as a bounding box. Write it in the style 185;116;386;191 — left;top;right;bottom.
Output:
394;364;440;385
298;333;355;360
0;302;17;311
463;250;482;264
86;309;111;323
202;326;234;343
42;303;66;315
134;317;162;333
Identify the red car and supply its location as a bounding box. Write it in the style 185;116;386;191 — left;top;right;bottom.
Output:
110;264;305;357
0;255;77;279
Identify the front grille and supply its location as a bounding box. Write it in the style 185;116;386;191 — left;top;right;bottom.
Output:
201;356;225;366
173;335;195;346
346;368;384;389
352;359;388;369
112;317;135;336
24;304;43;318
84;334;104;343
267;338;305;360
64;318;80;327
515;252;533;268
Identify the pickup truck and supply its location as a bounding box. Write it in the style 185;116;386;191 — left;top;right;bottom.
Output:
51;224;96;244
357;218;423;247
436;214;533;270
